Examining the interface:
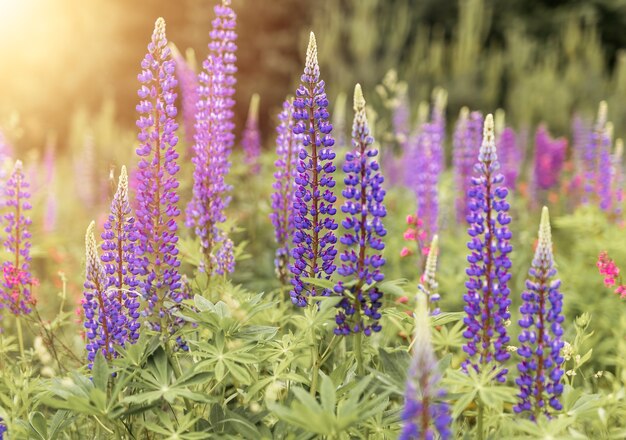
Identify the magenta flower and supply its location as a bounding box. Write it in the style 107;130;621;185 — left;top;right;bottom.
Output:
132;18;183;327
533;124;567;192
186;0;238;274
1;161;36;316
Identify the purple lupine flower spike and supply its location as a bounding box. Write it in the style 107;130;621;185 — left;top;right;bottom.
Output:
610;139;624;222
1;160;35;316
583;102;608;203
598;122;613;211
101;166;140;343
186;0;238;274
453;108;483;222
173;48;199;149
498;126;522;190
83;221;119;364
334;84;386;336
430;88;447;173
270;98;299;285
290;32;338;307
401;292;452;440
242;93;261;173
515;207;565;418
462;114;512;382
532;124;567;193
133;18;183;328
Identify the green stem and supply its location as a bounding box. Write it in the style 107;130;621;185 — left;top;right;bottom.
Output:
354;331;364;376
310;319;320;397
16;316;25;360
477;398;484;440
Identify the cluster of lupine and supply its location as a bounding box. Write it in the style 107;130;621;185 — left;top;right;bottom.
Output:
533;124;567;192
133;18;184;328
462;114;513;382
333;84;386;336
270;98;299;285
1;161;36;316
186;0;238;275
405;91;446;242
401;292;452;440
242;93;261;173
597;251;626;298
515;207;565;417
453;108;483;221
290;32;338;307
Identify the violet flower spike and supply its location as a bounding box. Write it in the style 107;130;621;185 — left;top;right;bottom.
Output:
498;126;522;190
610;139;624;221
83;221;120;364
186;0;238;274
133;18;183;329
173;48;199;149
515;207;565;418
242;93;262;173
270;98;299;285
334;84;386;336
532;124;567;192
462;114;512;382
401;292;452;440
290;32;338;307
453;108;483;222
101;166;140;343
1;160;35;316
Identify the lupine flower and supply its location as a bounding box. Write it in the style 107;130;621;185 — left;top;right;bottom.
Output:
1;161;36;316
83;221;124;363
290;32;338;307
533;124;567;192
186;0;238;274
393;88;411;150
583;102;609;204
420;235;441;316
571;115;590;184
333;84;385;336
0;417;6;439
101;166;140;343
133;18;184;328
270;98;299;285
173;48;199;148
462;114;512;382
515;207;565;417
453;108;483;222
598;123;614;211
242;93;261;173
401;292;452;440
429;88;447;174
498;126;522;190
597;251;626;298
610;139;624;221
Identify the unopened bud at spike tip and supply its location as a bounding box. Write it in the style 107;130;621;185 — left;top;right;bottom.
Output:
353;83;365;110
305;32;318;71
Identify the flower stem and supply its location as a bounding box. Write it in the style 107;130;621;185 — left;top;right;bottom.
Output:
16;316;25;360
309;311;320;397
354;329;364;376
477;398;485;440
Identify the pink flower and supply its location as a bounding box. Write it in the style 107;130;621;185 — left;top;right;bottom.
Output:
400;247;412;258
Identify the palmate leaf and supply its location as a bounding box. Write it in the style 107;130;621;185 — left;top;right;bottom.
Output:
269;375;391;436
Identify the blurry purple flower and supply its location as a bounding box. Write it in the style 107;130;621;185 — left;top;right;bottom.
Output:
173;49;199;149
462;114;512;382
453;108;483;222
290;32;338;307
334;84;385;336
270;98;299;285
498;126;522;190
533;124;567;191
242;93;261;173
186;0;238;274
401;293;452;440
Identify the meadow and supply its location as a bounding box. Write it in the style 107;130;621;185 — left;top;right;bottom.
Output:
0;0;625;439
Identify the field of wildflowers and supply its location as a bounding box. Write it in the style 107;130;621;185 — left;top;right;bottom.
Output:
0;0;625;438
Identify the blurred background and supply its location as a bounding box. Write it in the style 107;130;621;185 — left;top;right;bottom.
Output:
2;0;626;151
